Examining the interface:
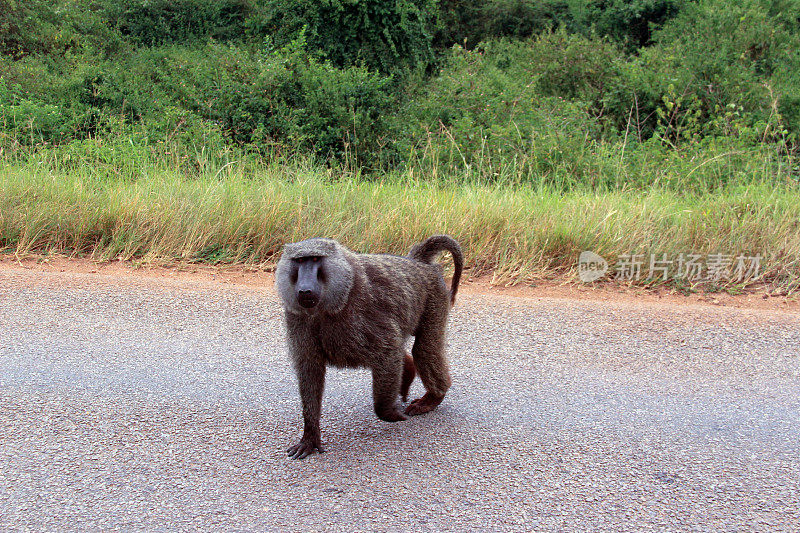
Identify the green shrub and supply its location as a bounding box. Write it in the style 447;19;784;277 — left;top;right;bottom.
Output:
296;60;396;166
530;31;622;109
435;0;570;47
0;98;72;145
0;78;100;146
0;0;124;59
91;40;397;164
396;41;607;184
0;0;64;57
100;0;252;46
645;0;800;146
247;0;437;73
567;0;683;50
2;0;798;175
434;0;681;50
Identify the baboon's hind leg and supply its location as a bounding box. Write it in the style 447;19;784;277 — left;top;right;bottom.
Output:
406;309;451;416
372;352;408;422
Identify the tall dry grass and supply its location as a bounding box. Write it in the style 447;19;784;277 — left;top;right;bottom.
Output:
2;160;798;293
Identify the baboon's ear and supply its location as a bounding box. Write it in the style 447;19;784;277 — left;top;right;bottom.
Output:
275;250;303;313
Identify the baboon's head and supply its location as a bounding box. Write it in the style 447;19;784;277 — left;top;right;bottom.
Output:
276;238;354;315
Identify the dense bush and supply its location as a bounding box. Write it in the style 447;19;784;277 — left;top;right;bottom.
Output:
0;0;123;59
395;41;607;183
642;0;800;145
1;0;798;178
249;0;438;73
567;0;683;50
97;40;395;163
100;0;253;46
434;0;682;50
0;0;65;57
435;0;570;47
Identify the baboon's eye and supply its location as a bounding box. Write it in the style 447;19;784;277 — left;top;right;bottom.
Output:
311;257;320;262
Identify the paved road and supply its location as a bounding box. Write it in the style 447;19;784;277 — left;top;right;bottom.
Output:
1;267;798;531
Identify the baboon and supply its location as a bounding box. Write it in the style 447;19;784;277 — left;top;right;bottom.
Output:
275;235;463;459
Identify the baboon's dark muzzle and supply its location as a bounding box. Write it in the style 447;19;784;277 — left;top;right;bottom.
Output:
295;259;323;309
297;290;320;308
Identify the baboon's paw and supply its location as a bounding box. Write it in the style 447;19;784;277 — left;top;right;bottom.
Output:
404;392;444;416
287;439;324;459
376;408;408;422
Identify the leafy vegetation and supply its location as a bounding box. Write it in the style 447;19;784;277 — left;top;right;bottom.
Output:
2;0;798;171
1;0;798;290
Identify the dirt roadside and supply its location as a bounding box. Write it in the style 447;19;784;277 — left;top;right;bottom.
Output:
2;254;797;314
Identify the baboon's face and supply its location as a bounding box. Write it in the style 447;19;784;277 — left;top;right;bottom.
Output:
277;238;352;315
290;256;326;309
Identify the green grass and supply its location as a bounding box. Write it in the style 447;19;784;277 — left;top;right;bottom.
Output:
1;156;798;294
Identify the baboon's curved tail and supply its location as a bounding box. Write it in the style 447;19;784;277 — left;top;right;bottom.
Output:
408;235;463;305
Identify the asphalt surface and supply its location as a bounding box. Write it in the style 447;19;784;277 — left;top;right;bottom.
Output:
0;266;798;531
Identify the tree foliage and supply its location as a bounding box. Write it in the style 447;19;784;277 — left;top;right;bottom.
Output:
1;0;798;171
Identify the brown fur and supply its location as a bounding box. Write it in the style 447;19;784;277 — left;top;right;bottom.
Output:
275;235;463;459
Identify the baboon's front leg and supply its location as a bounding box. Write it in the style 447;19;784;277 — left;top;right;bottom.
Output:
288;356;326;459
